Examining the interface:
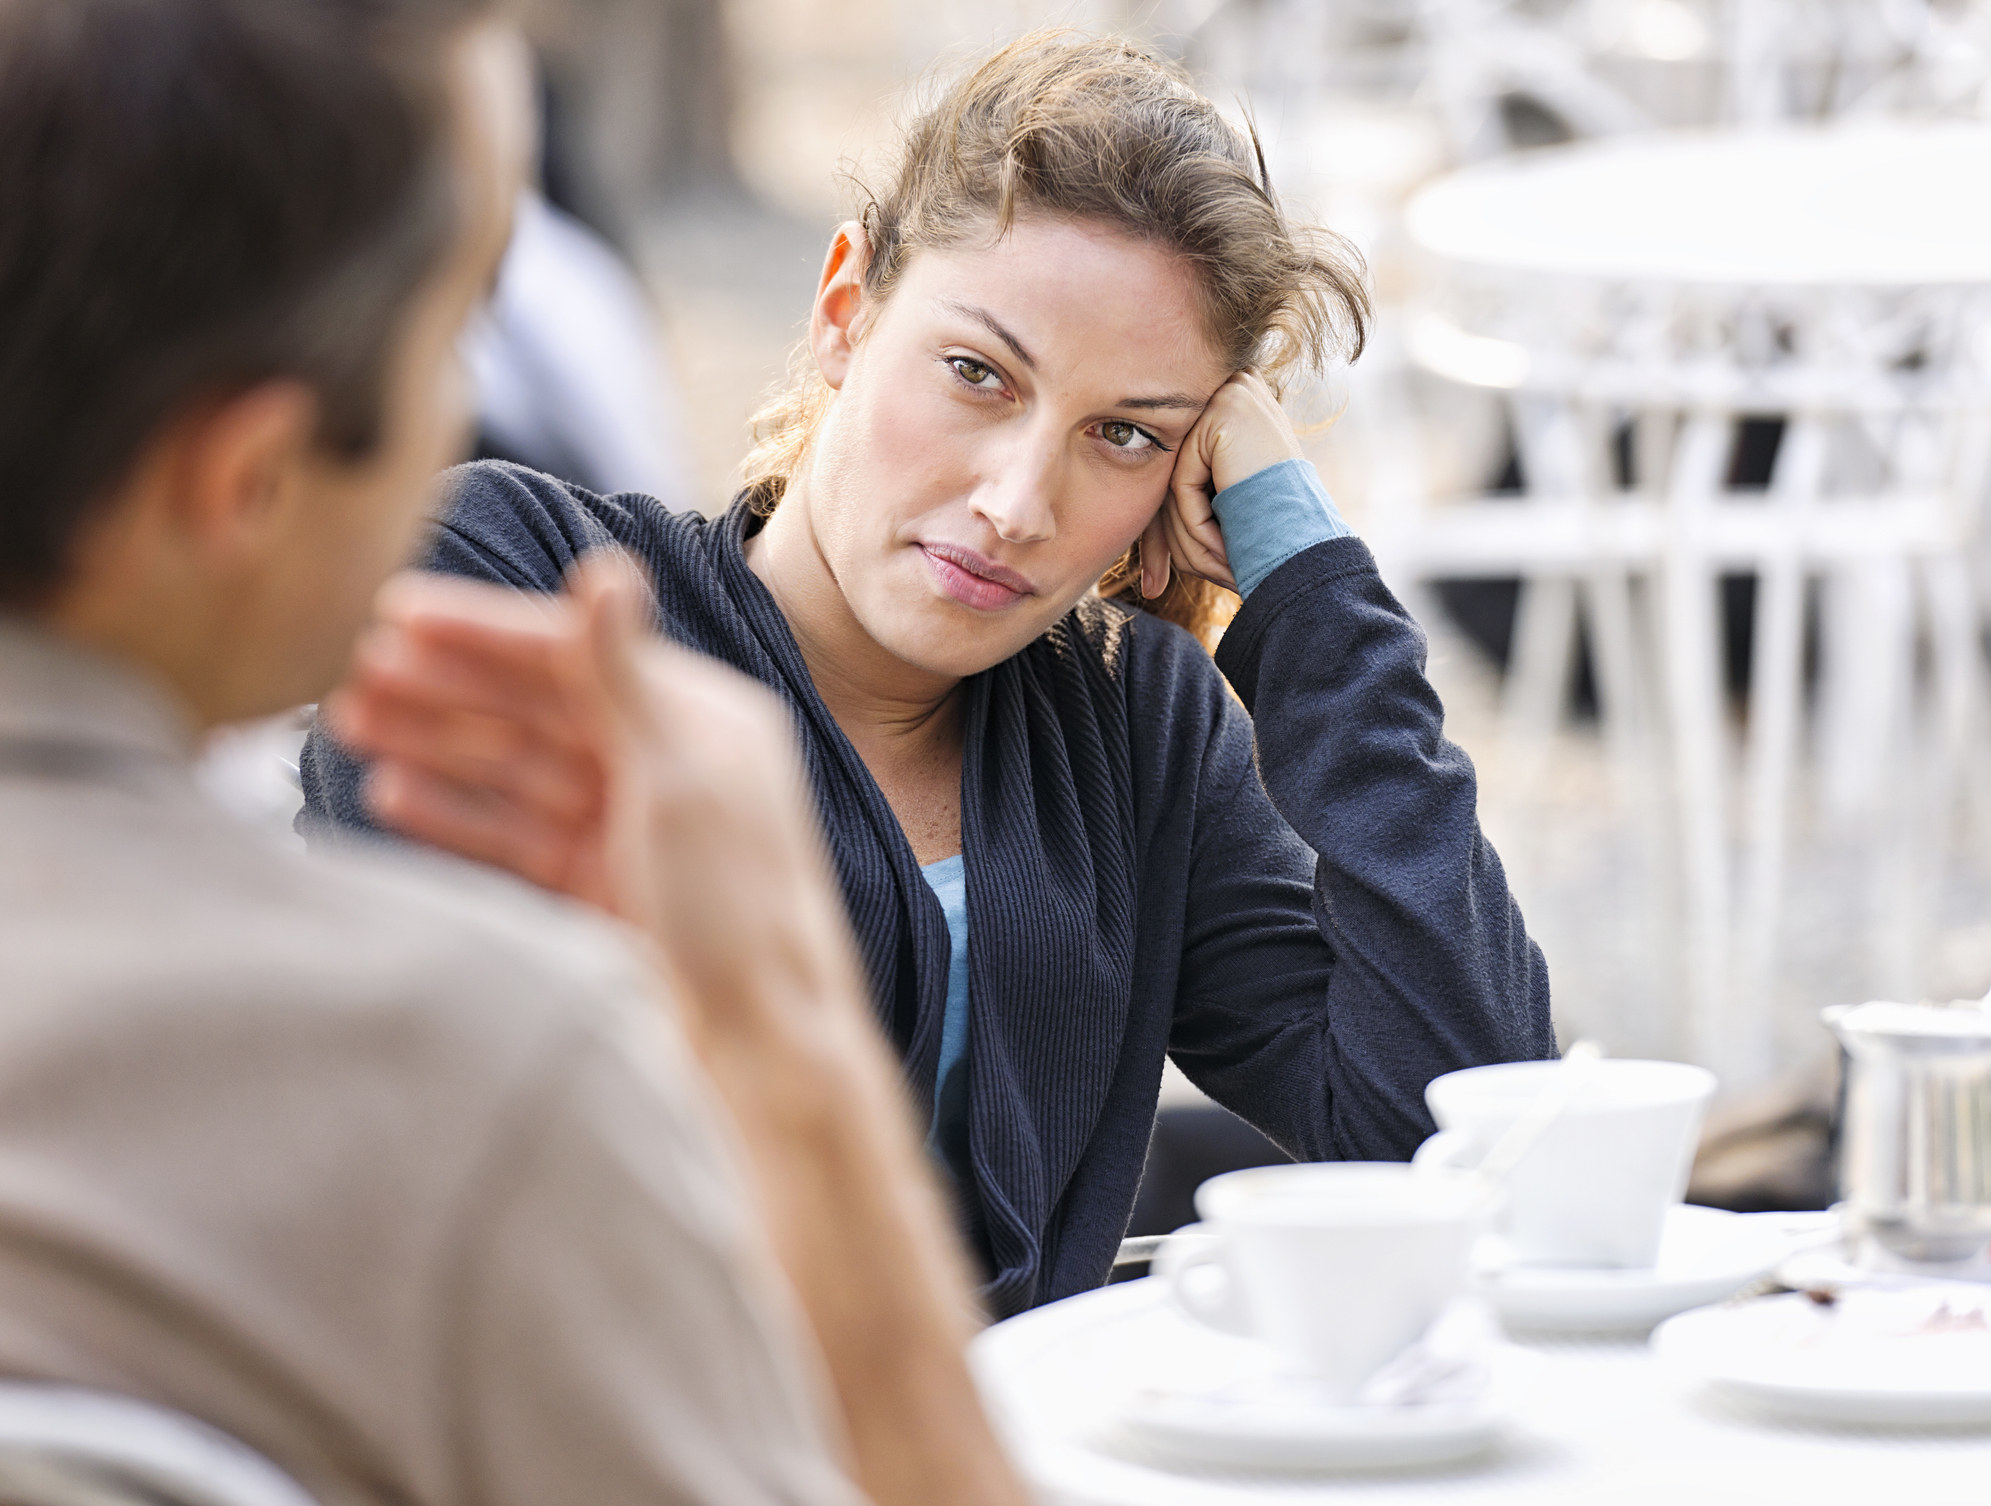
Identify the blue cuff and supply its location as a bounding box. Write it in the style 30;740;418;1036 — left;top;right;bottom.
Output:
1209;458;1352;599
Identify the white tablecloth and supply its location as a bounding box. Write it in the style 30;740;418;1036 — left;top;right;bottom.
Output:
971;1277;1990;1506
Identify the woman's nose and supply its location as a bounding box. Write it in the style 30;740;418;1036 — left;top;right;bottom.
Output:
971;435;1060;545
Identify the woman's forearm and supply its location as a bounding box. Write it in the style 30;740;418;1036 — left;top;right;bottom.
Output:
1197;533;1557;1149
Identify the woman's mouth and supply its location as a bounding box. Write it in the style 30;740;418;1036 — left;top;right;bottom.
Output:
919;542;1034;611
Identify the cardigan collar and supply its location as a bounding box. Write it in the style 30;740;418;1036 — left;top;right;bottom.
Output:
700;499;1139;1315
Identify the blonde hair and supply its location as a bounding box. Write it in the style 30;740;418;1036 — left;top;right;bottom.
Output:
744;28;1369;645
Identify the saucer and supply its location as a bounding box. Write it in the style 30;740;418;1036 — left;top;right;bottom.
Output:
1474;1204;1797;1332
1653;1286;1991;1426
1116;1348;1531;1470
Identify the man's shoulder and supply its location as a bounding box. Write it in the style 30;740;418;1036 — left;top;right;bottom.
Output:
0;777;708;1287
7;777;661;1089
261;823;660;1053
277;826;667;1080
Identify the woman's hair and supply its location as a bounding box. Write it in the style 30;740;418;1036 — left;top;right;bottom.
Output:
743;27;1369;645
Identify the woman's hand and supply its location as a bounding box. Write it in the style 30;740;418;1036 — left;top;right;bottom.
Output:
1140;370;1303;599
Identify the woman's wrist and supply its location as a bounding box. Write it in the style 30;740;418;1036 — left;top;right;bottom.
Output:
1209;458;1352;599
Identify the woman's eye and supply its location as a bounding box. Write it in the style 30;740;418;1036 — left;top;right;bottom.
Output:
1099;420;1158;453
947;356;1004;391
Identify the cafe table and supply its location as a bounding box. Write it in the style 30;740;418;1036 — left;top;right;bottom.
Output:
970;1274;1991;1505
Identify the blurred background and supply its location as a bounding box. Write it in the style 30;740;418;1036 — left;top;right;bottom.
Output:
206;0;1991;1218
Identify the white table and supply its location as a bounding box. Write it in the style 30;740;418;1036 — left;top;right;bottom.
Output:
1378;125;1991;1083
972;1277;1991;1505
1403;124;1991;287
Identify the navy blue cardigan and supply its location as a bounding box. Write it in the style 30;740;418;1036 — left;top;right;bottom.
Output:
302;463;1555;1316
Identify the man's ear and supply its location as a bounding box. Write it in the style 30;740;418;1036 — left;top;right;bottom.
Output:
164;380;321;566
809;220;871;391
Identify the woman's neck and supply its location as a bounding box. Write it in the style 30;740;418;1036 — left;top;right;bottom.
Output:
745;484;967;861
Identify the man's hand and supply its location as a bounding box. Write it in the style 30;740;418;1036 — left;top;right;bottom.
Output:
324;555;1030;1506
328;555;858;1025
326;568;612;905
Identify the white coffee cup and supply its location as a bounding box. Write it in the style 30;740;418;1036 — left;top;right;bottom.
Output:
1413;1058;1716;1269
1154;1162;1495;1402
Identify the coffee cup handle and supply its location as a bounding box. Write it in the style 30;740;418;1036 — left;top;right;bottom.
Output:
1153;1223;1253;1338
1412;1129;1476;1173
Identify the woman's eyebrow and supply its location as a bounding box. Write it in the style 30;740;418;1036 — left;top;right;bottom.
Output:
936;298;1206;412
938;299;1037;370
1117;393;1207;412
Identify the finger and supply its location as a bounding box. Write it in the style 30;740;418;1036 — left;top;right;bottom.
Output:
1139;510;1172;599
373;570;568;640
564;550;662;742
368;571;583;719
1161;497;1236;590
1170;401;1219;503
365;760;586;892
344;624;585;753
329;685;602;823
378;615;568;701
567;549;658;660
383;549;655;692
1163;449;1235;587
326;681;530;767
358;605;569;703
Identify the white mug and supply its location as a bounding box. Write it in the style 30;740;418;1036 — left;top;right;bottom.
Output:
1154;1162;1495;1402
1413;1058;1715;1269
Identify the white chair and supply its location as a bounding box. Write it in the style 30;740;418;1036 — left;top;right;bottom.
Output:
0;1384;316;1506
1182;0;1991;161
1377;127;1991;1088
1729;0;1991;123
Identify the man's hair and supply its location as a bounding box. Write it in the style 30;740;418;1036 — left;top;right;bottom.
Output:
0;0;494;606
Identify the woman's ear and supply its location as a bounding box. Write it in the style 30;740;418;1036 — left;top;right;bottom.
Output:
809;220;870;390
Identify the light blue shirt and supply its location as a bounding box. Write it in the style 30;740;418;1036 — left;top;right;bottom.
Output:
1209;457;1351;598
921;855;972;1172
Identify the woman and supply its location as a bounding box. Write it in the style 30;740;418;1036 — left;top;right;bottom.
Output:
304;30;1556;1315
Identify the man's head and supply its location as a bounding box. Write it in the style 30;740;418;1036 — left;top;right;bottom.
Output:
0;0;530;725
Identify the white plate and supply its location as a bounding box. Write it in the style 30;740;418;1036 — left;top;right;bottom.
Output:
1474;1205;1797;1332
1117;1349;1532;1471
1653;1286;1991;1426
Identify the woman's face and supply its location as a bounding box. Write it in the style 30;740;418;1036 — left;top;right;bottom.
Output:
794;216;1233;679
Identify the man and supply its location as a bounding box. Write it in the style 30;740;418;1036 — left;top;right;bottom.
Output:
0;2;1025;1504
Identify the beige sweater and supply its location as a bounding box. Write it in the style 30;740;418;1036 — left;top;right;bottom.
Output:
0;623;860;1506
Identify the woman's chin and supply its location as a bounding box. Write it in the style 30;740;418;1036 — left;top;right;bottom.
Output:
878;630;1016;680
863;599;1053;681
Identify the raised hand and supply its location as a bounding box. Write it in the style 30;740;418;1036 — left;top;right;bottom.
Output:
325;553;862;1024
325;568;611;907
327;554;1030;1506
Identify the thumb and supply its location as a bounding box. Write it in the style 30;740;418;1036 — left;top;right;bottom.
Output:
562;548;657;742
558;550;662;927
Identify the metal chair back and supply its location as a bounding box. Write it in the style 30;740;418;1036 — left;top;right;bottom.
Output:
0;1385;316;1506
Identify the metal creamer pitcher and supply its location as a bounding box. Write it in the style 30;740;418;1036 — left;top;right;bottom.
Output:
1825;1000;1991;1268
